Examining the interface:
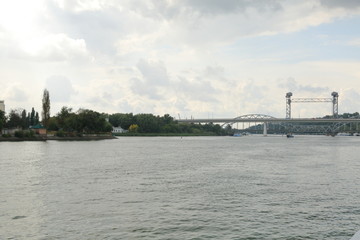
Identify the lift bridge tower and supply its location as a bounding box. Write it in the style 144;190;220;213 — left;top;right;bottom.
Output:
285;92;339;119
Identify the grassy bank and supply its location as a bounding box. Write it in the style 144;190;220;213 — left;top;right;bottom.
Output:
0;136;46;141
114;132;224;137
0;135;116;141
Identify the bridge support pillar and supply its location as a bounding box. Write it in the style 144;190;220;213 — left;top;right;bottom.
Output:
263;122;268;136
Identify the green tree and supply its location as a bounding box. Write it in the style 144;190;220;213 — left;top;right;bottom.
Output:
134;113;161;133
35;112;40;124
161;114;174;125
42;89;51;128
109;113;134;130
56;106;73;130
30;107;35;126
47;117;59;131
6;109;23;128
76;109;112;133
21;109;28;129
0;110;5;132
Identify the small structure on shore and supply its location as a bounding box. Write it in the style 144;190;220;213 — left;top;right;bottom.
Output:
30;124;47;135
112;126;127;134
2;128;21;136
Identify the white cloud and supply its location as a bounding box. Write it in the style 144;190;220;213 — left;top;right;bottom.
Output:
20;33;89;61
52;0;105;12
1;0;360;118
348;39;360;46
0;0;44;34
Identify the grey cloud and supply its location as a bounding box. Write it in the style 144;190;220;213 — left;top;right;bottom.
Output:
46;75;75;102
175;76;219;102
136;59;170;86
127;0;282;20
340;89;360;113
129;60;221;102
204;66;225;78
320;0;360;8
184;0;282;16
129;59;171;100
115;101;133;113
127;0;181;20
278;78;329;93
130;77;163;100
44;1;123;55
41;0;359;59
242;81;267;100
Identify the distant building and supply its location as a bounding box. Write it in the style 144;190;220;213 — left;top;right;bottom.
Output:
30;123;47;135
2;128;21;135
112;126;127;134
0;100;4;112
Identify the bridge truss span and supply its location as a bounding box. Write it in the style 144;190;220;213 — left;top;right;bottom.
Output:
233;114;277;120
177;114;360;135
221;114;277;127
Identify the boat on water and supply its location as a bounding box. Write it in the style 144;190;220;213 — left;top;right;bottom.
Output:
286;134;294;138
337;132;352;136
233;132;250;137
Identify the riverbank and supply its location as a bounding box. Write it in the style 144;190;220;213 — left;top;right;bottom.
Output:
114;132;225;137
0;135;116;142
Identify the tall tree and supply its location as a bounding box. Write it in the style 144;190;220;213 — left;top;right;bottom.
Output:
21;109;27;129
42;89;51;128
35;112;40;125
6;109;22;128
30;107;35;126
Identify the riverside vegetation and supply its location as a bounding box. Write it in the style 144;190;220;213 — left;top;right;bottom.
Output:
0;107;232;139
1;107;360;139
3;87;357;139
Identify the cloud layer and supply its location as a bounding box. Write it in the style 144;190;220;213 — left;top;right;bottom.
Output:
1;0;360;118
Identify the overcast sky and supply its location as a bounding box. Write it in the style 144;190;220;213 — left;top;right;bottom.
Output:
1;0;360;118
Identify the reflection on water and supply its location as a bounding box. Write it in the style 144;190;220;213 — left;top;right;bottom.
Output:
1;135;360;239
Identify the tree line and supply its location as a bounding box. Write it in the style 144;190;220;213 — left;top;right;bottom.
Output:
109;113;230;135
2;108;40;129
47;107;112;135
0;89;229;136
1;108;229;136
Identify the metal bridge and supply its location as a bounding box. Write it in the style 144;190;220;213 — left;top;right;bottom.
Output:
177;92;360;135
177;114;360;135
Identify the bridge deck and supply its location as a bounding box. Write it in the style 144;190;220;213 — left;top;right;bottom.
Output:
178;118;360;123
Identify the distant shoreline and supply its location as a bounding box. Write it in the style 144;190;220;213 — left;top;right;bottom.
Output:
0;132;231;141
0;135;116;142
114;133;224;137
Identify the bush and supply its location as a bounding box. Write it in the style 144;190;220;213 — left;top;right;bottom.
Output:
56;130;65;137
23;130;35;138
2;134;11;138
14;131;24;138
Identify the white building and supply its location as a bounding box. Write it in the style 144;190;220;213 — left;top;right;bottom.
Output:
112;126;127;134
0;100;4;112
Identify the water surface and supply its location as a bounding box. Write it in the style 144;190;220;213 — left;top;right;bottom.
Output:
1;135;360;239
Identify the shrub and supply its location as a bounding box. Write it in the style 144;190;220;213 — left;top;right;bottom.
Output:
56;130;65;137
14;131;24;138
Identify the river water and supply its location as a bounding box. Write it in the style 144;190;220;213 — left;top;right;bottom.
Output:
1;135;360;239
